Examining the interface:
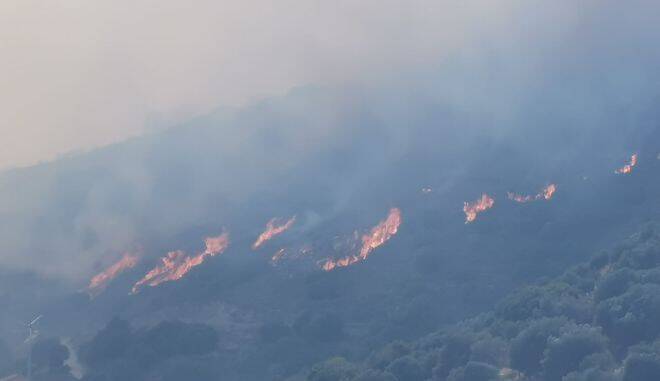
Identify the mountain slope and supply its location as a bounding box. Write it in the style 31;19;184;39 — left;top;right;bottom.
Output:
306;224;660;381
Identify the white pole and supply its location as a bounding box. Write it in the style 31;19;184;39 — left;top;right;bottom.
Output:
26;341;32;381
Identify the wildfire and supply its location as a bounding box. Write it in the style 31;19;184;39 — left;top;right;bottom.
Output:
543;184;557;199
615;153;638;174
87;253;139;297
463;194;495;223
252;216;296;249
322;208;402;271
507;184;557;203
507;193;534;203
131;232;229;294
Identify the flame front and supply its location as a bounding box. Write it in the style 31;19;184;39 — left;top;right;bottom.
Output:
615;153;638;174
252;216;296;249
87;253;139;297
463;194;495;223
131;232;229;293
508;184;557;203
506;193;535;203
322;208;402;271
542;184;556;200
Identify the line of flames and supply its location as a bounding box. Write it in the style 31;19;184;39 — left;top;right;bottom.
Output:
91;152;643;294
508;184;557;203
252;216;296;249
322;208;402;271
463;194;495;223
131;232;229;294
615;153;638;174
87;253;139;297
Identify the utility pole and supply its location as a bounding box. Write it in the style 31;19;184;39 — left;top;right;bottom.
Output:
24;315;42;381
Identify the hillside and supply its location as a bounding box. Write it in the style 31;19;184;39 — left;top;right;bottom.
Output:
305;224;660;381
0;84;658;380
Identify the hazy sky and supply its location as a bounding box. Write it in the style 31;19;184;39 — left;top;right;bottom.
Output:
0;0;515;170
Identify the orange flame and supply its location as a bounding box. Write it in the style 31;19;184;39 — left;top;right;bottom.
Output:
615;153;638;174
463;194;495;223
508;184;557;203
131;232;229;294
87;253;139;297
252;216;296;249
542;184;556;200
506;193;535;203
322;208;402;271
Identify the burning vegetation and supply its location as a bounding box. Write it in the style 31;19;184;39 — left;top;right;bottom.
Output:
131;232;229;293
87;253;139;297
507;184;557;203
252;216;296;249
322;208;402;271
463;194;495;223
615;153;638;174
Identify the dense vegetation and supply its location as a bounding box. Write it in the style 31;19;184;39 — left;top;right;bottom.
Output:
80;319;218;381
304;224;660;381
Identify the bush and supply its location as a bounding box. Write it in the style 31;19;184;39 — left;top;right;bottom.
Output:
146;321;218;357
258;322;293;343
385;355;423;381
594;268;636;302
447;361;499;381
541;324;608;381
352;369;397;381
563;368;620;381
596;284;660;346
431;333;473;379
366;341;411;370
294;312;345;342
307;357;357;381
509;318;566;375
623;353;660;381
80;317;132;367
469;336;508;367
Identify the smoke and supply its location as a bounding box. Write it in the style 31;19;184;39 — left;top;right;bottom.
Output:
0;0;659;283
0;0;509;170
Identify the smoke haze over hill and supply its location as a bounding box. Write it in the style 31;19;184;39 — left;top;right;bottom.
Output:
2;2;660;381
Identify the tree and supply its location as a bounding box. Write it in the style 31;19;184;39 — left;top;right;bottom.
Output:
596;284;660;346
447;361;499;381
385;355;423;381
352;369;397;381
80;317;132;367
623;353;660;381
431;333;473;380
294;312;344;342
307;357;357;381
366;341;411;370
510;318;566;375
541;325;608;381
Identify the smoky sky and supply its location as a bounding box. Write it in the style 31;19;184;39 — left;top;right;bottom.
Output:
0;0;510;170
1;0;660;282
